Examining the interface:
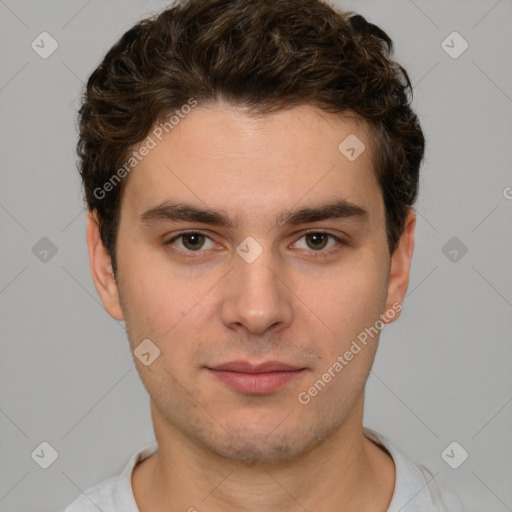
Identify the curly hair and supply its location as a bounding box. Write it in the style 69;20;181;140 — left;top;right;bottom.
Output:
77;0;425;275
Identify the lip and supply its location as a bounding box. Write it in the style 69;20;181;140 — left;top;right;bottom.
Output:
210;360;303;373
206;360;306;394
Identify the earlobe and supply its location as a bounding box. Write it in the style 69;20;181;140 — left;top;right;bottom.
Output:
86;210;124;321
382;209;416;324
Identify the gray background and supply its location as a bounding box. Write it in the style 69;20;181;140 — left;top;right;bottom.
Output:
1;0;511;511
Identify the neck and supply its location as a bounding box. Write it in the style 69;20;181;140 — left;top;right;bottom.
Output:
132;395;395;512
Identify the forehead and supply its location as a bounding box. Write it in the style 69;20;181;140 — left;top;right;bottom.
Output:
120;103;383;228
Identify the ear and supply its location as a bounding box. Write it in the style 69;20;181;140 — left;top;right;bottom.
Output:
86;210;124;321
382;209;416;324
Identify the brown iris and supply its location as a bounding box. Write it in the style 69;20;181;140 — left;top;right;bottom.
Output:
181;233;206;251
305;233;329;250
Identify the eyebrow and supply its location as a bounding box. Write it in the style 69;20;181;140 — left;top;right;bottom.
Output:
140;199;369;229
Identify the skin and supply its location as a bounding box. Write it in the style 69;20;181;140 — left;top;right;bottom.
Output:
87;102;415;512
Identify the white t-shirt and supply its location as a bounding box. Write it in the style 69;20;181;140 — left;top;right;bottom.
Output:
62;427;464;512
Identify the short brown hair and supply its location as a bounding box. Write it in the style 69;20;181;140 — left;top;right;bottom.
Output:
77;0;425;275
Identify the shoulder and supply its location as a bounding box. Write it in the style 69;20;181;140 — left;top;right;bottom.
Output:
63;474;122;512
363;427;466;512
61;443;158;512
61;476;118;512
416;464;466;512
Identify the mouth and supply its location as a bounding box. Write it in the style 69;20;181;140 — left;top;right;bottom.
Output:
205;360;307;394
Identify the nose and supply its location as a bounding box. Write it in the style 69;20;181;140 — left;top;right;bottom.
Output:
219;242;293;334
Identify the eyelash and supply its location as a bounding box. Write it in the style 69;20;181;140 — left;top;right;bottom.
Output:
164;230;347;258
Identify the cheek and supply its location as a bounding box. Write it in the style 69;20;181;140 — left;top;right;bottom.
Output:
299;259;386;410
310;252;389;340
117;248;184;342
117;247;217;370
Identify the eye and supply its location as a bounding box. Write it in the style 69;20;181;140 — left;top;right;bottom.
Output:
165;231;217;253
292;231;345;253
164;230;346;258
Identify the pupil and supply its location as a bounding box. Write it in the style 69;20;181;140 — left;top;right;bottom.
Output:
308;233;327;250
184;233;203;250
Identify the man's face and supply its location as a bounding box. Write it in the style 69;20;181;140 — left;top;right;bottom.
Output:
91;103;413;465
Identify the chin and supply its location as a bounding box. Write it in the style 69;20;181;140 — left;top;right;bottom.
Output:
198;424;319;466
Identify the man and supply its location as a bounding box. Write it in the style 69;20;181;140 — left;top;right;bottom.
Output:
64;0;464;510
